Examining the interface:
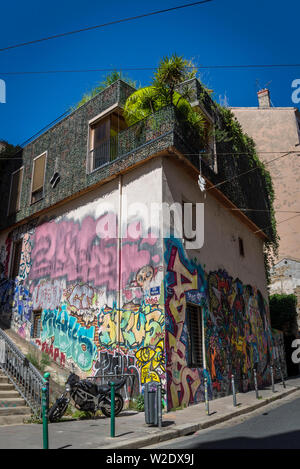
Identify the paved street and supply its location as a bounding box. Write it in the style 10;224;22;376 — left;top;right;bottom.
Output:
0;377;299;449
145;391;300;449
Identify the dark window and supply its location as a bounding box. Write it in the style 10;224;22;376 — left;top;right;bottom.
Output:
89;111;127;171
238;237;245;257
8;167;23;215
186;303;203;368
31;153;46;204
32;311;42;338
10;239;23;278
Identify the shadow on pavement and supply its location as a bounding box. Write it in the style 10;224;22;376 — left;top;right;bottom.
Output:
189;430;300;449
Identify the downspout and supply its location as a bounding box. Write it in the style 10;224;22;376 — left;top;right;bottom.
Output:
117;174;122;353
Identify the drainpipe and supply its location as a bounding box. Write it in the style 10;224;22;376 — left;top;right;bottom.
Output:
117;175;122;351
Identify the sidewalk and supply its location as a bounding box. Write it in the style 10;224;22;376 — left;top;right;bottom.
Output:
1;376;300;449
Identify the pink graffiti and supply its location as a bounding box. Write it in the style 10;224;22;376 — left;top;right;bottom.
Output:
29;214;161;290
31;279;65;311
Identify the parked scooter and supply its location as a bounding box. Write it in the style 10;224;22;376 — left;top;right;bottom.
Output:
48;372;126;422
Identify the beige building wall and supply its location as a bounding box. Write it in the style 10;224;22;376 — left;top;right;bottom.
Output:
162;157;268;299
231;106;300;263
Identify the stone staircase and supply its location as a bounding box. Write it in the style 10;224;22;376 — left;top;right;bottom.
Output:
0;370;31;425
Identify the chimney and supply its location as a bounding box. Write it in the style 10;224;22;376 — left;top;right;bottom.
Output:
257;89;271;108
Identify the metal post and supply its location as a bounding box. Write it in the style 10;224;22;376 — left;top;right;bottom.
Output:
231;374;237;406
42;372;50;450
204;378;209;415
44;372;50;409
157;383;162;428
270;365;275;393
253;368;259;399
110;382;115;438
278;363;286;389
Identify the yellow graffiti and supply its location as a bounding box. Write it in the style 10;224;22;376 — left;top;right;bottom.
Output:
135;339;165;384
98;302;164;351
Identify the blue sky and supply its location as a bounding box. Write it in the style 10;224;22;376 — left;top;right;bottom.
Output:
0;0;300;145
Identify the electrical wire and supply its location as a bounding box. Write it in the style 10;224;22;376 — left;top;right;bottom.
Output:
253;213;300;235
0;0;213;53
3;63;300;75
206;151;297;192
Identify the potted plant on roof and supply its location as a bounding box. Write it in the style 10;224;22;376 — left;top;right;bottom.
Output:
123;54;205;143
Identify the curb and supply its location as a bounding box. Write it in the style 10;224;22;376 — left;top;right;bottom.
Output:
97;385;300;450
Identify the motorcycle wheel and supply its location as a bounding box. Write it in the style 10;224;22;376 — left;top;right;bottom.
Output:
100;392;124;417
48;397;69;423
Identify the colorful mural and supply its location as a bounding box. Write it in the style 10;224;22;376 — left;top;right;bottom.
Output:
0;212;165;400
0;212;281;410
164;238;274;410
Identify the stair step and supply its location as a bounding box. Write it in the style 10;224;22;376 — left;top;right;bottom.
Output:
0;398;26;408
0;414;31;426
0;384;14;391
0;376;9;384
0;405;31;416
0;391;20;399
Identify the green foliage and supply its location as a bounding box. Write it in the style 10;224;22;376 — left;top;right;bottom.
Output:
269;294;298;333
135;394;145;412
74;70;137;109
24;415;43;424
26;351;51;374
71;409;94;420
124;54;205;136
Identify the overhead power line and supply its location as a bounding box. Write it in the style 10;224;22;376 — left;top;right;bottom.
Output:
3;63;300;75
0;0;213;53
254;213;300;235
206;151;298;193
225;209;300;214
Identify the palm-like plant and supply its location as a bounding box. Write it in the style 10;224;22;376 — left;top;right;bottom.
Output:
124;54;205;136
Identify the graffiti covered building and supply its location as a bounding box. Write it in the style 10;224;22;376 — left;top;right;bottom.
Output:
0;79;281;410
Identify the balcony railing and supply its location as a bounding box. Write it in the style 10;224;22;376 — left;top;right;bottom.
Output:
0;328;44;417
88;105;212;173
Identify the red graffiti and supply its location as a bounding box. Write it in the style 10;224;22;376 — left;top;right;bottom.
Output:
35;339;66;367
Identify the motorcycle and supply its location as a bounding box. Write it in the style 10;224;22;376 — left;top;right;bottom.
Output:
48;372;126;422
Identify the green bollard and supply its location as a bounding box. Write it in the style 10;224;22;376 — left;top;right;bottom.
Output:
110;382;115;438
42;372;50;449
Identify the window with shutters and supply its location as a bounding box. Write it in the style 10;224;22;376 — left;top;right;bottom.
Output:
32;310;42;338
10;239;23;279
186;303;203;368
8;167;23;215
88;110;127;172
31;152;46;204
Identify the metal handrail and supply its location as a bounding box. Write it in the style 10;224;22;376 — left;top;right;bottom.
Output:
0;328;44;417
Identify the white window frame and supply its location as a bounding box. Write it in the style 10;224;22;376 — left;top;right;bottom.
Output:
86;103;123;174
30;151;47;205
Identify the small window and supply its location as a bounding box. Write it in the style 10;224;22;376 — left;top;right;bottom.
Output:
10;239;23;278
186;303;203;368
32;310;42;338
89;111;126;172
239;237;245;257
8;167;23;215
31;152;46;204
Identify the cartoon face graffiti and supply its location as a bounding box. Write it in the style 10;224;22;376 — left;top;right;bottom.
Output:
136;265;154;291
